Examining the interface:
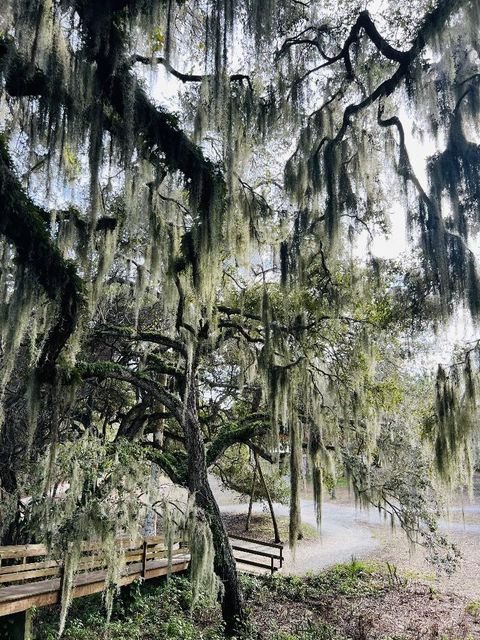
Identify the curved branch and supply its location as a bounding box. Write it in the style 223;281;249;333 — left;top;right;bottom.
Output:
97;327;188;358
0;140;82;381
76;361;182;420
144;446;187;485
135;55;253;91
206;418;270;467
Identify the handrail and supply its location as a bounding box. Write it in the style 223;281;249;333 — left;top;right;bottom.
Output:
230;544;281;560
228;534;284;550
0;532;284;597
229;536;284;574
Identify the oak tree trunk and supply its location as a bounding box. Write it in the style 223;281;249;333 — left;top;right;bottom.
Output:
183;374;244;635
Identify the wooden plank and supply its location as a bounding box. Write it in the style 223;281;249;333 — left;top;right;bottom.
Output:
231;545;282;561
0;560;59;576
144;547;178;557
0;546;48;560
144;536;183;546
228;534;284;550
235;557;278;571
78;539;142;553
144;560;189;581
0;568;61;584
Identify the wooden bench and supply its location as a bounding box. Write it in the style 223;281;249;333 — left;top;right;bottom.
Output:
229;534;284;574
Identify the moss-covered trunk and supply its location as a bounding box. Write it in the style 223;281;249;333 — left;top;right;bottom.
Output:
183;372;244;636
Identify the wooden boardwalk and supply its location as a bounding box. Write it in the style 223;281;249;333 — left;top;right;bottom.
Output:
0;534;282;638
0;555;189;617
0;537;189;619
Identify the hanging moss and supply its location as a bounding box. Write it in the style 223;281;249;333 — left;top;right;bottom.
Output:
433;356;478;488
0;138;83;382
0;2;479;624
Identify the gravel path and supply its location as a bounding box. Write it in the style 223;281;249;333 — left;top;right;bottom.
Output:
211;475;381;574
212;473;480;594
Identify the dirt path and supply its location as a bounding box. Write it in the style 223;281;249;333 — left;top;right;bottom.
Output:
212;473;480;596
211;475;382;574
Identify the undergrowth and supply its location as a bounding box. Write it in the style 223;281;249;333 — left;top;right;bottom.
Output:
32;561;395;640
34;576;224;640
241;559;382;603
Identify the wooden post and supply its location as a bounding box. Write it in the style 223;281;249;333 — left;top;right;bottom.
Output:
0;610;32;640
141;540;148;578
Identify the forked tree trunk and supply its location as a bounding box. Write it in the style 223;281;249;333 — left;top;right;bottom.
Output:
254;450;281;543
182;378;244;636
245;459;258;531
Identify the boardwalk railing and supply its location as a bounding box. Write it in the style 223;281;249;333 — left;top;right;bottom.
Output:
229;534;283;574
0;534;283;638
0;537;189;617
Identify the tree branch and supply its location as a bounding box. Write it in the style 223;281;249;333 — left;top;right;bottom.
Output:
0;140;82;382
76;361;182;419
206;419;270;468
135;55;253;91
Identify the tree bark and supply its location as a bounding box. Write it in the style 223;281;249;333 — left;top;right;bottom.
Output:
245;458;258;532
182;372;244;636
0;462;23;545
254;450;281;543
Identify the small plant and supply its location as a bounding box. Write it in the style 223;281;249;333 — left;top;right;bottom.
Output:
33;576;224;640
385;562;406;588
262;573;310;601
465;600;480;618
428;585;439;600
308;559;379;597
238;573;261;599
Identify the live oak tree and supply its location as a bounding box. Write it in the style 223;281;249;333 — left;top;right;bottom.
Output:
0;0;479;635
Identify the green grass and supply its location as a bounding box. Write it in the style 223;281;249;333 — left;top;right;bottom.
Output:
33;572;348;640
465;600;480;618
243;559;384;604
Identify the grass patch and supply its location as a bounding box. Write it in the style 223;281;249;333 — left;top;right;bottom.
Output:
31;561;476;640
465;600;480;618
223;513;319;543
243;559;385;603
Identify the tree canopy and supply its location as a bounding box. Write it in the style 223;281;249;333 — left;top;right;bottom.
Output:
0;0;479;635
